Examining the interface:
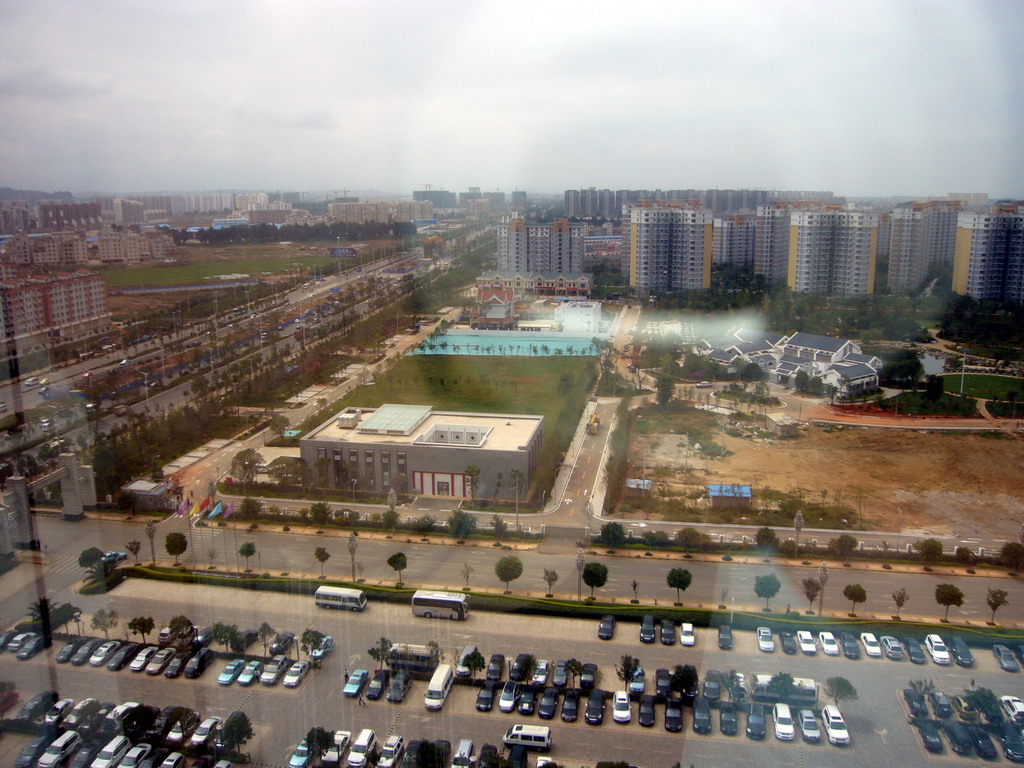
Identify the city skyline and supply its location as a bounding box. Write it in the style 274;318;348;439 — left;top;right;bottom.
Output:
2;0;1023;197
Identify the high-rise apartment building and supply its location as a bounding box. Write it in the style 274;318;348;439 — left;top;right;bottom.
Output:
235;192;270;211
887;201;959;292
712;214;755;266
754;203;794;284
952;206;1024;303
495;218;585;274
413;189;457;208
787;209;878;296
626;202;712;293
37;200;101;231
0;272;109;347
113;197;145;225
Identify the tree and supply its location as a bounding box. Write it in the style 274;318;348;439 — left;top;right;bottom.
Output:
491;514;508;541
464;464;481;500
347;533;358;581
582;562;608;598
495;555;524;593
670;664;698;698
387;552;407;585
892;587;909;618
461;648;486;679
801;577;821;613
269;457;311;487
766;673;797;701
829;534;858;564
565;658;584;688
309;501;331;528
447;509;477;538
755;527;779;554
239;496;263;520
823;677;858;706
842;584;867;615
367;637;393;670
231;448;264;487
258;621;275;655
127;616;155;643
754;572;781;609
165;532;187;565
1000;542;1024;572
167;615;195;646
923;374;944;403
268;414;289;439
598;522;626;548
962;687;1003;724
459;562;474;589
616;654;641;685
381;509;400;532
666;568;692;604
78;547;106;580
655;375;674;406
675;527;710;551
300;629;326;660
90;608;118;639
305;726;334;765
987;588;1009;624
220;711;254;751
125;540;141;564
542;568;559;597
935;583;965;620
314;547;331;577
145;520;156;564
914;538;944;566
239;541;256;571
212;622;241;653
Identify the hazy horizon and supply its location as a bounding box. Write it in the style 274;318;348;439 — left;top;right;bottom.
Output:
2;0;1022;197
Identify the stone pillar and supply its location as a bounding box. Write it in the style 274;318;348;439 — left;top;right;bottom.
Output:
4;476;32;546
57;453;95;519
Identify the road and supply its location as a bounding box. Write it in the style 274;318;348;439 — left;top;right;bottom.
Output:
1;577;1017;768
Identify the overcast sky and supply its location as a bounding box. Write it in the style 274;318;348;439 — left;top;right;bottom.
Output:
1;0;1022;198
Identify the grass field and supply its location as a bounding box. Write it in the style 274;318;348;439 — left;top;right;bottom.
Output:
101;250;339;288
940;372;1024;400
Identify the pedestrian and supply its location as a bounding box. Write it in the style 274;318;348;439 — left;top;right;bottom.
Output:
358;693;365;706
344;669;349;683
785;604;790;615
970;678;975;689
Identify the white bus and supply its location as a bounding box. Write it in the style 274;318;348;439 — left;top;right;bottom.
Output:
411;590;469;620
314;586;367;611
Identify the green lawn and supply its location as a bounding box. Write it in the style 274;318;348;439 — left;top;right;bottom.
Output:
940;373;1024;400
101;251;338;288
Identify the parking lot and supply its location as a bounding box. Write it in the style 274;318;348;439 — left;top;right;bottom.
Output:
2;580;1022;767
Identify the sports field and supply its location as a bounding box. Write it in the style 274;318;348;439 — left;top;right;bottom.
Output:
940;372;1023;399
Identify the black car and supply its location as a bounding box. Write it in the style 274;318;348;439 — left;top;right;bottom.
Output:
904;637;926;664
780;632;797;655
639;614;656;643
0;628;20;651
14;727;60;768
184;647;214;679
655;668;671;698
747;703;767;740
538;687;559;720
598;615;616;640
71;638;103;666
387;670;412;703
551;660;568;687
718;624;733;650
366;669;391;700
478;744;499;768
17;690;58;722
840;632;861;659
164;649;193;678
969;725;998;759
486;653;505;681
517;687;537;715
720;700;738;735
433;740;452;768
660;619;675;645
56;637;88;664
476;681;497;712
1000;720;1024;762
639;694;656;727
702;670;722;703
917;721;944;753
118;704;160;742
192;626;214;648
929;690;953;719
580;662;598;689
903;688;928;717
946;636;974;667
994;644;1020;672
585;689;605;725
561;690;580;722
16;635;45;659
665;697;684;732
509;653;531;682
692;695;712;734
146;705;183;744
269;632;295;655
68;742;104;768
230;629;259;653
943;720;974;754
507;745;527;768
1014;645;1024;665
107;641;141;671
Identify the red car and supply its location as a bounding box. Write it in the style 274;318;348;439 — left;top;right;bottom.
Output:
0;688;20;714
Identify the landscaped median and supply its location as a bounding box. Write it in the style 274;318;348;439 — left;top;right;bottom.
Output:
117;565;1024;648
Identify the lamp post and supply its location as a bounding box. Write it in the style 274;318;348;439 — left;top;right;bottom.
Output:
817;562;829;616
347;532;358;582
793;511;804;557
350;478;357;503
575;548;585;602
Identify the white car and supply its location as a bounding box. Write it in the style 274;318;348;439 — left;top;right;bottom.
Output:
821;704;850;745
796;631;817;655
129;645;158;672
756;627;775;652
377;735;405;768
679;623;696;646
818;632;840;656
283;661;310;687
1001;695;1024;724
924;634;951;665
773;703;795;741
612;690;632;723
531;660;550;685
119;744;153;768
190;716;222;748
798;709;821;743
859;632;883;658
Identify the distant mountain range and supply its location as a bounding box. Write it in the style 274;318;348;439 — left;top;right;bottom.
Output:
0;187;74;204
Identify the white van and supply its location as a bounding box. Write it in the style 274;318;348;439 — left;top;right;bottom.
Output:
92;734;133;768
502;725;552;751
37;730;82;767
347;728;376;768
451;739;475;768
424;663;454;711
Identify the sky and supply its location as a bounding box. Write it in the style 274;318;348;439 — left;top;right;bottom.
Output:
1;0;1022;198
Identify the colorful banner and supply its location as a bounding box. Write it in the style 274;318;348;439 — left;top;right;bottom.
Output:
207;502;223;519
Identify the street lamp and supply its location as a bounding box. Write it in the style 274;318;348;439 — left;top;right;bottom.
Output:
793;511;804;557
350;478;357;503
575;548;585;602
347;532;358;582
817;561;829;616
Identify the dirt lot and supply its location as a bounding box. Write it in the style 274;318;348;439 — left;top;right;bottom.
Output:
634;422;1024;538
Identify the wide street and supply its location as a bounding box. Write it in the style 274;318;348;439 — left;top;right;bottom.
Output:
2;578;1020;768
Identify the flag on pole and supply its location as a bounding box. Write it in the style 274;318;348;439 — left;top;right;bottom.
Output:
207;502;223;519
224;504;235;519
176;499;188;517
189;501;201;518
198;496;211;512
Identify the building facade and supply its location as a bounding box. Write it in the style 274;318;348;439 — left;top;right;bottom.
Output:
627;201;712;293
0;271;109;349
495;218;585;274
787;208;878;296
887;201;960;292
952;206;1024;303
299;404;543;500
712;214;755;266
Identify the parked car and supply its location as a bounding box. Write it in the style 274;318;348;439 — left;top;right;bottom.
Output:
692;696;712;734
638;694;656;727
718;624;733;650
386;670;412;703
665;697;684;733
15;728;60;768
366;669;390;700
719;700;737;735
639;615;656;643
945;635;974;666
943;720;974;754
598;615;616;640
44;698;73;726
580;662;598;689
780;632;797;655
499;681;521;713
561;690;579;723
184;647;214;679
476;681;497;712
917;721;944;753
756;627;775;652
660;618;675;645
798;709;821;743
342;668;368;696
994;644;1020;672
269;632;295;655
517;687;537;716
999;720;1024;762
951;695;980;723
702;670;722;703
929;690;954;719
217;658;246;685
585;690;605;725
18;690;58;722
72;638;104;666
56;637;88;664
860;632;883;658
903;688;928;717
879;635;904;660
107;642;141;671
509;653;531;682
746;703;767;740
839;632;860;659
237;659;264;686
283;660;310;687
679;623;696;646
531;660;550;686
925;634;951;665
538;687;559;720
968;725;998;759
486;654;505;682
551;660;568;687
230;629;259;653
796;631;817;655
821;705;850;745
310;635;335;661
1001;695;1024;724
655;667;672;698
629;665;646;695
64;698;101;730
261;655;289;686
16;634;45;660
145;647;176;675
904;637;926;664
164;649;193;678
773;703;796;741
612;690;631;723
378;736;405;768
818;632;840;656
165;710;201;747
289;739;311;768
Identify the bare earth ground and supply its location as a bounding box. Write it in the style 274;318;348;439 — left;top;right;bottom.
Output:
635;426;1024;538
